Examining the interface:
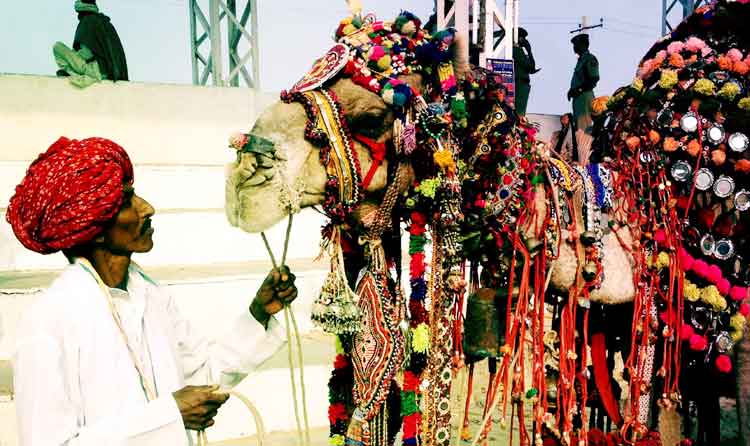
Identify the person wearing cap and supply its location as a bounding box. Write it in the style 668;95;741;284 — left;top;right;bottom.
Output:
8;137;297;445
513;27;540;116
567;33;600;132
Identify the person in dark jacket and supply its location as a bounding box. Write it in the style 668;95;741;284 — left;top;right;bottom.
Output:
567;33;599;132
73;0;129;81
513;28;540;116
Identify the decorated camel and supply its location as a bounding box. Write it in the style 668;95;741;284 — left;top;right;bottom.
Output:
225;3;749;445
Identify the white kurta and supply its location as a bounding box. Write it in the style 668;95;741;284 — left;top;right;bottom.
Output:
13;260;286;446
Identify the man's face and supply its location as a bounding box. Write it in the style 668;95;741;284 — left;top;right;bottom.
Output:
100;186;156;254
561;114;570;126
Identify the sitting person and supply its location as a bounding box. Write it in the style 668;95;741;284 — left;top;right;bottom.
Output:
55;0;128;86
8;136;297;445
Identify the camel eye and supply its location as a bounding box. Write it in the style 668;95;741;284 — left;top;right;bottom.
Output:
348;111;388;138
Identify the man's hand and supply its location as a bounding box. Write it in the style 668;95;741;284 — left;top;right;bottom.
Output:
250;266;298;326
173;385;229;431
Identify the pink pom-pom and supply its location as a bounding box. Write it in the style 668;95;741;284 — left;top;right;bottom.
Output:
654;229;667;245
678;248;695;271
685;37;707;53
680;323;695;341
667;41;685;55
718;279;731;296
707;264;723;285
728;48;744;62
730;286;749;302
369;46;386;61
689;334;708;351
692;259;709;279
740;303;750;317
715;354;733;373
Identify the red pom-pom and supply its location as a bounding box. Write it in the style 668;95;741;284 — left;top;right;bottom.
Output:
328;403;348;424
715;354;733;373
678;248;694;271
410;252;426;277
707;264;723;285
680;323;695;341
402;413;422;438
411;211;427;226
333;354;349;370
730;286;749;301
692;259;710;279
654;229;667;245
718;278;731;296
740;303;750;317
689;334;708;351
403;371;420;391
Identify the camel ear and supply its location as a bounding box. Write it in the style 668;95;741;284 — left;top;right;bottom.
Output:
452;32;470;82
397;73;425;96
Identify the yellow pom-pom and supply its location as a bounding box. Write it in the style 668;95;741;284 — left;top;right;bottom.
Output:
738;97;750;111
342;24;357;35
732;330;744;343
335;335;345;355
433;149;456;174
632;78;644;92
413;323;430;353
684;281;700;302
656;252;670;269
377;55;392;71
330;434;345;446
731;313;747;332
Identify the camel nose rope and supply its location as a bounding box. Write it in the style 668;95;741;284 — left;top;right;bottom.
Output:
260;214;312;446
197;214;309;446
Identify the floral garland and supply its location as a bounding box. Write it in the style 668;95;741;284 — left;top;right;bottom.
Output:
591;1;750;439
328;339;354;446
400;210;429;446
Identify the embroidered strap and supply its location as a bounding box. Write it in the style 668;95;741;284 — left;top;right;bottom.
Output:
77;258;157;401
353;134;387;191
302;89;362;206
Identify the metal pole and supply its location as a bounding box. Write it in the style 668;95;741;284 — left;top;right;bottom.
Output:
227;0;238;87
251;0;260;89
189;0;199;85
209;0;224;86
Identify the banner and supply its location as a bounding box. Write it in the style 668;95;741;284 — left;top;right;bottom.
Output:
486;58;515;106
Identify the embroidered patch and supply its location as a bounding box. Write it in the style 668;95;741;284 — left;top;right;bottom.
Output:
290;43;350;93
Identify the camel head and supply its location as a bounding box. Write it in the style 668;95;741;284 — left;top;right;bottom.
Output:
225;13;469;233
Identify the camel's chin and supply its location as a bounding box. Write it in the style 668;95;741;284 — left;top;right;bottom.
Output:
225;176;288;234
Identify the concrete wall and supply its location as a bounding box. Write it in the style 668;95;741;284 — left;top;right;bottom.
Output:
0;75;334;446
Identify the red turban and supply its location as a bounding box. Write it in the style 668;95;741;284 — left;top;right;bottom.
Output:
6;137;134;254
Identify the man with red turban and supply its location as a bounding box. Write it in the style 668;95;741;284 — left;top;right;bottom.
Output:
8;137;298;445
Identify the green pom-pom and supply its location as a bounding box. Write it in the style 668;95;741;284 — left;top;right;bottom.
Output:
400;391;418;416
525;388;538;399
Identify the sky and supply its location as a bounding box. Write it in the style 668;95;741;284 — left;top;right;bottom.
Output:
0;1;667;115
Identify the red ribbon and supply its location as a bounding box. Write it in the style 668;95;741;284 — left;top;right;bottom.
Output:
354;134;387;190
591;332;623;426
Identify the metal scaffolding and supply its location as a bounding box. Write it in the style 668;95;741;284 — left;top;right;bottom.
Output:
662;0;707;35
189;0;259;87
436;0;518;68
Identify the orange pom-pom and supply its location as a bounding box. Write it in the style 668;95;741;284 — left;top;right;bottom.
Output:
663;137;679;152
718;55;733;71
686;139;702;157
711;150;726;166
669;53;686;68
649;130;661;145
734;61;750;75
736;159;750;173
626;136;641;150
